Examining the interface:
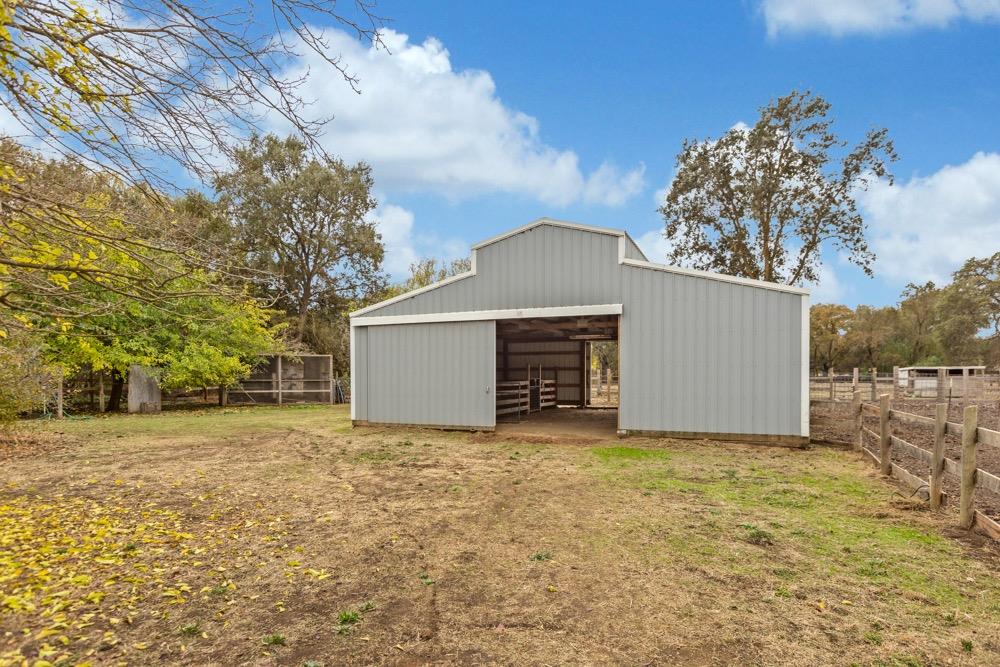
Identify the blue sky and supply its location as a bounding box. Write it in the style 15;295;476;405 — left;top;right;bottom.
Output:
269;1;1000;306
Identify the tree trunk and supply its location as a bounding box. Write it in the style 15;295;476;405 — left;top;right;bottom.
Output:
106;369;124;413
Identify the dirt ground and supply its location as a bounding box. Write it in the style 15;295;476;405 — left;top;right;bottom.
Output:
2;405;1000;666
814;399;1000;520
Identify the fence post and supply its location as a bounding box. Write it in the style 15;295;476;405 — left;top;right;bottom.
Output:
828;369;835;401
937;368;946;401
55;368;64;419
870;368;877;402
852;367;859;393
959;405;978;529
879;393;891;476
930;403;946;510
277;355;283;406
892;366;899;398
329;355;335;405
852;390;863;452
962;367;969;400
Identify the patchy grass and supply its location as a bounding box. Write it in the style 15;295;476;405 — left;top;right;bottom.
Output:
1;405;998;665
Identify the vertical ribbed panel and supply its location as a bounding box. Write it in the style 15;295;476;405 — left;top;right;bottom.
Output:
619;265;804;436
352;327;368;420
365;321;495;428
368;225;622;316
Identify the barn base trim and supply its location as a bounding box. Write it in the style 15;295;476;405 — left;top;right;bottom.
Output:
620;429;810;448
352;420;495;432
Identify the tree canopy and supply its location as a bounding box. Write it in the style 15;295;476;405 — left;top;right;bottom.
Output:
658;91;896;285
810;253;1000;372
213;134;385;348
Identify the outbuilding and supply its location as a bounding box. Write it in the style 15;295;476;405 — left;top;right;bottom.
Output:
350;219;809;444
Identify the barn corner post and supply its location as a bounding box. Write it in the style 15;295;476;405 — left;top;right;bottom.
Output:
879;393;891;476
959;404;979;529
930;403;947;510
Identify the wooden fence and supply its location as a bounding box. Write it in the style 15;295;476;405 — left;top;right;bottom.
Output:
851;391;1000;540
810;367;1000;403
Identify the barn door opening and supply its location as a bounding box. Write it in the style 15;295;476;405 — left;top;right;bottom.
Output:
494;313;618;437
587;341;619;408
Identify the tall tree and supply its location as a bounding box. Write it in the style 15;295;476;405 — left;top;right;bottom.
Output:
658;91;896;285
937;252;1000;366
845;306;898;370
215;134;385;346
896;282;943;365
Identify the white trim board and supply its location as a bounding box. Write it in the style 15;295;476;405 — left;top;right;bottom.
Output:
800;293;810;438
352;303;623;328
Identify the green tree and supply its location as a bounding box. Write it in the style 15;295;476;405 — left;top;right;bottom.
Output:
845;306;898;371
936;253;1000;366
658;91;896;285
895;282;943;365
0;327;51;424
214;134;386;348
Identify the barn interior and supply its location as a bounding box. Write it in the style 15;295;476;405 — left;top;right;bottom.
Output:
494;314;619;435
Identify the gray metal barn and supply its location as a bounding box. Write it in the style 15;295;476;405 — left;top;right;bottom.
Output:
350;219;809;444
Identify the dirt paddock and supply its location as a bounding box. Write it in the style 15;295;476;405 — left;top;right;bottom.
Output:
2;405;999;666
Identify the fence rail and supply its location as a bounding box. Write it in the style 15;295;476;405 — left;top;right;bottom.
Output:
849;390;1000;541
810;367;1000;403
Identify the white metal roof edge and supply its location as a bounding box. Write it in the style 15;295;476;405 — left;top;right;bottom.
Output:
620;258;810;296
352;303;623;327
350;269;476;317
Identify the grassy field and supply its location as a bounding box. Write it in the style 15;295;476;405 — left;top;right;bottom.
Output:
2;406;999;666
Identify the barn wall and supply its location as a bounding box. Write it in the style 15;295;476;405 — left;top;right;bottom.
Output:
498;340;585;404
361;321;495;428
363;225;623;317
351;221;808;440
619;265;806;438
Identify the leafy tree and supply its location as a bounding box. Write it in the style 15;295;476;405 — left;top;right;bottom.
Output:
403;258;472;291
936;253;1000;366
896;282;943;364
214;134;385;347
0;0;386;324
845;306;898;370
658;91;896;285
46;275;281;411
0;327;51;424
810;304;853;372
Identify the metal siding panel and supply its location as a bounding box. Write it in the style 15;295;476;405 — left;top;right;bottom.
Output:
365;225;622;317
619;265;802;437
352;327;369;421
365;321;494;427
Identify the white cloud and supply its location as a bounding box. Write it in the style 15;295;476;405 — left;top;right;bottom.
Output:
635;227;675;263
366;203;469;281
805;263;846;303
266;29;644;206
859;152;1000;284
761;0;1000;36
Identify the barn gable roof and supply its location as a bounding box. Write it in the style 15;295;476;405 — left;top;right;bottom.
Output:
352;218;807;319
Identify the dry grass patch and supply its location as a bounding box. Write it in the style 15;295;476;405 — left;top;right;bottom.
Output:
0;406;997;666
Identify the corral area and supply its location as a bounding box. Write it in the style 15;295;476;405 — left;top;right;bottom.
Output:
2;406;1000;666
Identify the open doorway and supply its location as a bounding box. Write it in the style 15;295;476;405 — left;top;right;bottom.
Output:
494;313;618;436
